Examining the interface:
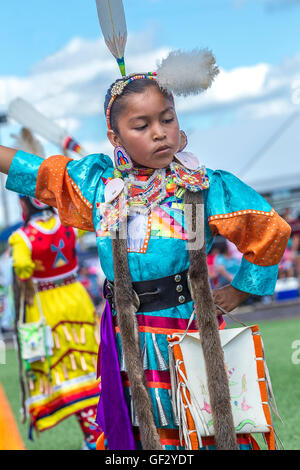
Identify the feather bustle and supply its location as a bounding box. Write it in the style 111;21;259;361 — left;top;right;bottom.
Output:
8;98;66;147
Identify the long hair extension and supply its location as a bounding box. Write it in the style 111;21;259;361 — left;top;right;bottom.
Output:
184;189;237;450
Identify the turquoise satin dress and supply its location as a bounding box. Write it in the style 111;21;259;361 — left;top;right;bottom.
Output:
6;150;290;449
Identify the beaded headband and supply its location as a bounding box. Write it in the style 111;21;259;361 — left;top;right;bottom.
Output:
105;72;157;130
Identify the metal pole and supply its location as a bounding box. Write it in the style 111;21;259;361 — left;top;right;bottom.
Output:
0;114;10;228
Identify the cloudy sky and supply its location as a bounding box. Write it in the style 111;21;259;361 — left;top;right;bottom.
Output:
1;0;300;224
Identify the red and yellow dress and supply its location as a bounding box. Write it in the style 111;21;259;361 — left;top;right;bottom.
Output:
9;213;100;443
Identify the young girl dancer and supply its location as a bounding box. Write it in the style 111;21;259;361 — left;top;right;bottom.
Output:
0;58;290;450
9;128;101;449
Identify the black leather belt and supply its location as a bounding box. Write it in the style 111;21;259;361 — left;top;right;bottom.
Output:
104;269;192;313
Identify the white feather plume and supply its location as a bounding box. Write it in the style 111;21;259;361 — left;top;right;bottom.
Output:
8;98;66;147
8;98;86;156
156;49;219;96
11;127;45;158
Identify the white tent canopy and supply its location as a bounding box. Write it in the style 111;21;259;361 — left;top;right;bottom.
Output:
188;112;300;194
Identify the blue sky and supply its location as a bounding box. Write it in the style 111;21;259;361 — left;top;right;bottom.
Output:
1;0;300;223
2;0;300;74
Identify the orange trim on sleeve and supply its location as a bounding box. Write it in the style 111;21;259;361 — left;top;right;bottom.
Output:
208;209;291;267
35;155;94;232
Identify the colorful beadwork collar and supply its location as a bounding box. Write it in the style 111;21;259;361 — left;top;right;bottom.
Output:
131;167;156;177
98;163;210;231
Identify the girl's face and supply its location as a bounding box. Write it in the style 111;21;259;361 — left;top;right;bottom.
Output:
107;85;181;169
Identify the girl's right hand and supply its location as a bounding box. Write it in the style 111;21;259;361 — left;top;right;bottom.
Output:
0;145;17;174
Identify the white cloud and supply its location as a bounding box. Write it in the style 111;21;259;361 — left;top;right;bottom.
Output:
175;63;270;113
0;31;169;123
1;30;300;151
175;53;300;122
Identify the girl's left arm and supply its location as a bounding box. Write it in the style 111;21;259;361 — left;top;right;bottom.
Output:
205;169;291;304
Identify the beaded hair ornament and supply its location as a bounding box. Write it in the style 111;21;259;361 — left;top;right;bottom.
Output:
105;72;157;130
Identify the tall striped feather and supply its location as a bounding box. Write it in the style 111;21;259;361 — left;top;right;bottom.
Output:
95;0;127;76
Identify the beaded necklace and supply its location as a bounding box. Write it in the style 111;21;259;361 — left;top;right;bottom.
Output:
99;158;209;231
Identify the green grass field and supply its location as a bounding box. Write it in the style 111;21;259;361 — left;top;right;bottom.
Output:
1;316;300;450
252;317;300;450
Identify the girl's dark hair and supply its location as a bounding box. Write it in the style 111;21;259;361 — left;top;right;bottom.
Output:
104;78;174;133
218;242;229;255
21;197;55;227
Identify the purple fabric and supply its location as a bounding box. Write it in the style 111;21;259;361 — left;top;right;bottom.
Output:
96;300;137;450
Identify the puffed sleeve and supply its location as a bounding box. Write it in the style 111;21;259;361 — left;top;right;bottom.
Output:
204;169;291;296
9;231;35;281
6;150;113;231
